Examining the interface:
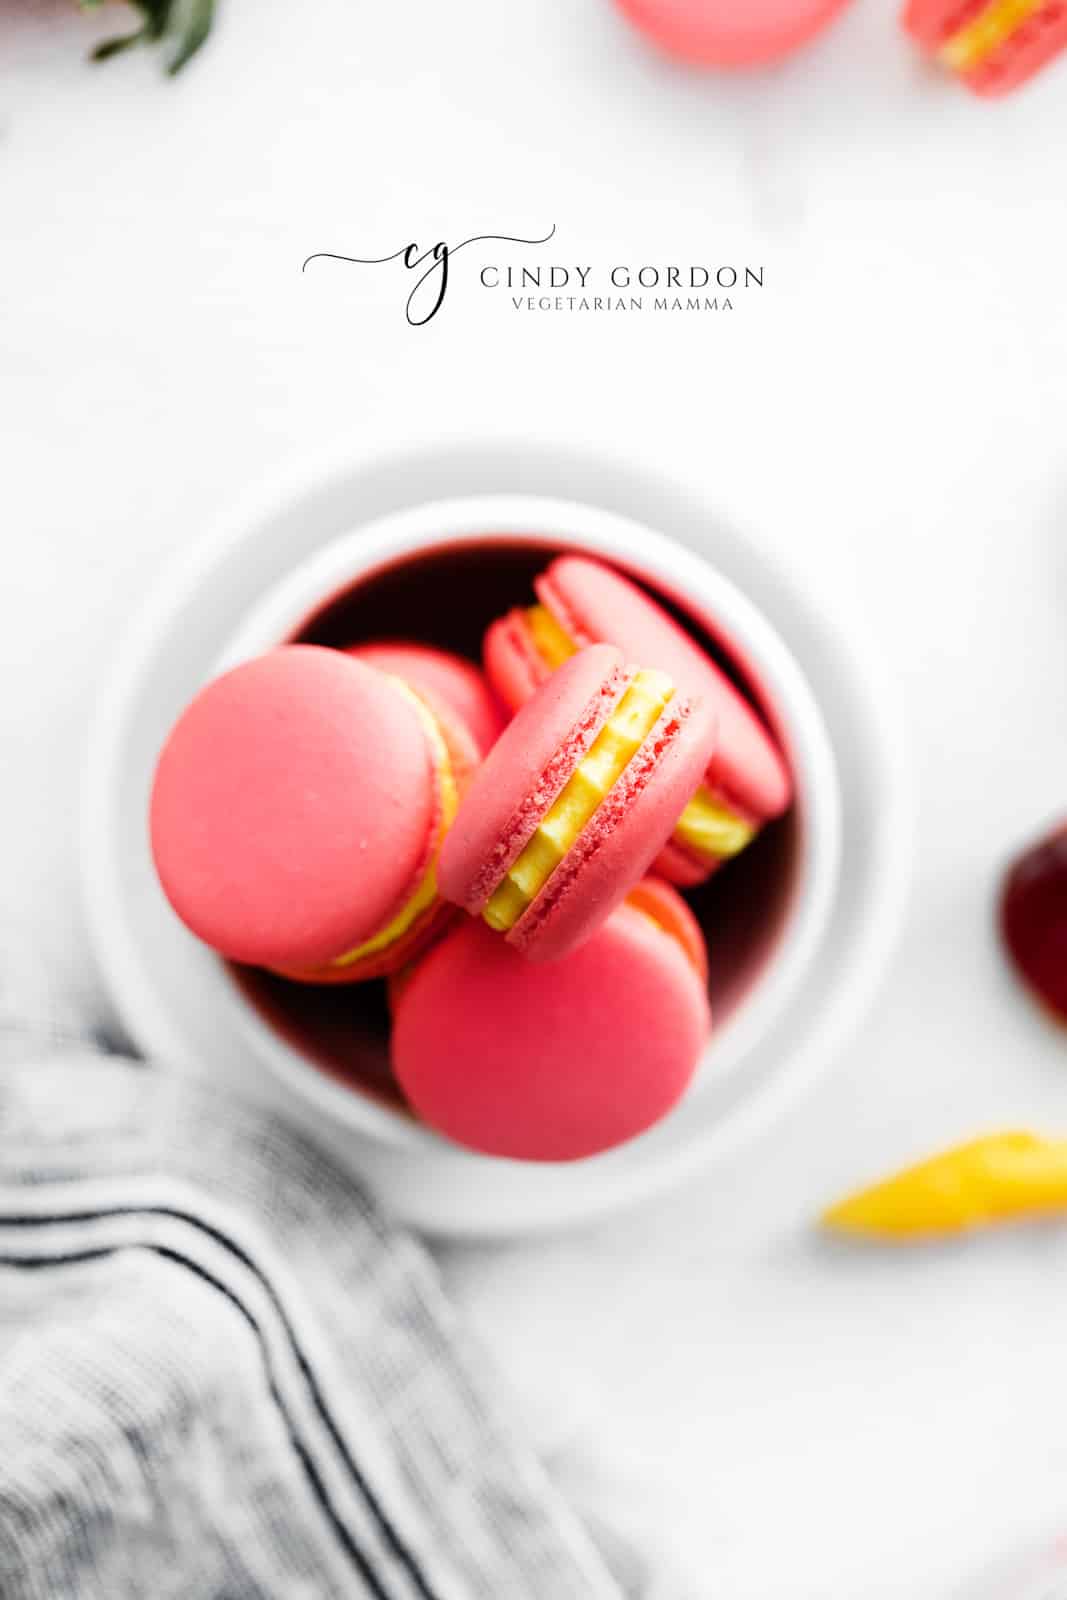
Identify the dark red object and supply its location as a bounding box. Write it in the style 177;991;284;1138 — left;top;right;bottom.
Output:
1000;822;1067;1023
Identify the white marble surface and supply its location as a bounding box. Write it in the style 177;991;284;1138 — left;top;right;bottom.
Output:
4;2;1067;1594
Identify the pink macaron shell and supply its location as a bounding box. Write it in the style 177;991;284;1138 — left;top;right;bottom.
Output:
391;902;711;1162
346;641;506;757
438;644;630;916
150;646;438;970
901;0;976;47
511;694;717;963
535;555;792;824
652;835;726;889
482;611;554;713
615;0;854;65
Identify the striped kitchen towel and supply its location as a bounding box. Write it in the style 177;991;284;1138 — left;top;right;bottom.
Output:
0;970;632;1600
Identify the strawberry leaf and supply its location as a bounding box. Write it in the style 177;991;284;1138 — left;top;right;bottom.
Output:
84;0;215;73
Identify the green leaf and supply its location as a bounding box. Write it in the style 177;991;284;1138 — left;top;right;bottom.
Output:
87;0;215;75
91;28;147;61
166;0;215;73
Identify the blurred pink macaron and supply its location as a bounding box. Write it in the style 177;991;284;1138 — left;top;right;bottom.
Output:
391;880;711;1161
150;645;457;983
438;642;716;962
613;0;854;66
484;553;791;887
903;0;1067;97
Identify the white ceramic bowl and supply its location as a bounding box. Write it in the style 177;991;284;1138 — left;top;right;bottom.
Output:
82;433;911;1235
214;495;840;1151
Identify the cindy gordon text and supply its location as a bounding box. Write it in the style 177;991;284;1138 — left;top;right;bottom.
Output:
479;264;763;290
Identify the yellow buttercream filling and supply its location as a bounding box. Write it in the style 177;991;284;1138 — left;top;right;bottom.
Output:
673;784;756;862
484;668;673;933
526;605;755;864
527;604;578;671
939;0;1046;69
332;680;456;966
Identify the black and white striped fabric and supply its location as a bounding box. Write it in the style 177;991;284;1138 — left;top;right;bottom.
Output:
0;978;627;1599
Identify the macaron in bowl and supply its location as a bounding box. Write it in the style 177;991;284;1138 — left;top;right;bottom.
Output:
149;644;457;984
438;642;717;961
391;878;711;1161
484;553;791;888
83;461;874;1236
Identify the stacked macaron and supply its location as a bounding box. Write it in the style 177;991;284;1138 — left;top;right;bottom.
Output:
150;554;793;1162
483;555;791;887
903;0;1067;95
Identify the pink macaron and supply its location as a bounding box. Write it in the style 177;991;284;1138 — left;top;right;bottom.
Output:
150;645;457;983
391;880;711;1161
613;0;855;67
484;554;792;887
438;642;717;962
345;641;505;772
903;0;1067;97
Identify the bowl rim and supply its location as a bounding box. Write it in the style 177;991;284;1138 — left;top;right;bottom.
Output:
209;492;843;1152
